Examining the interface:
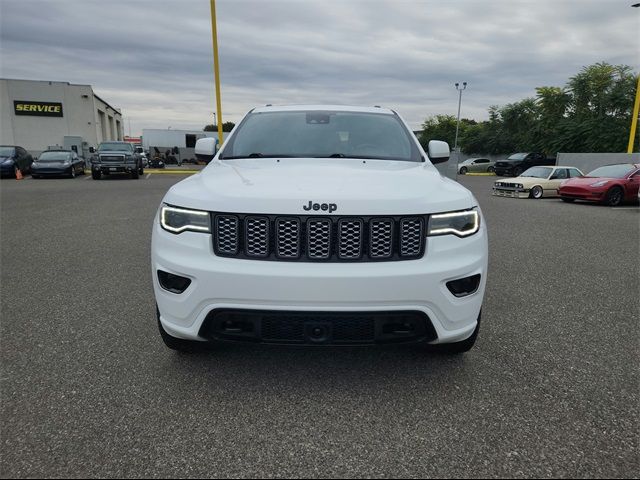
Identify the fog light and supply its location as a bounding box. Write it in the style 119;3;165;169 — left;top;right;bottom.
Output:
157;270;191;294
446;274;481;297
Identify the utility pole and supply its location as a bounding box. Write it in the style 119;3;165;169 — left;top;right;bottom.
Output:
628;4;640;153
210;0;224;145
454;82;467;152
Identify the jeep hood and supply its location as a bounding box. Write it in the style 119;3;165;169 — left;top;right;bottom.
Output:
163;158;476;215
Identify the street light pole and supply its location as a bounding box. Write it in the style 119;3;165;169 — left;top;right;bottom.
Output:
210;0;224;145
628;3;640;153
454;82;467;152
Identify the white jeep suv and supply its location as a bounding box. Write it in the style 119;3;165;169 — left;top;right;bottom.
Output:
151;105;487;354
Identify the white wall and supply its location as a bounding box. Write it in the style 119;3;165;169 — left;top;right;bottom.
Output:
557;153;640;173
0;79;122;155
142;129;218;149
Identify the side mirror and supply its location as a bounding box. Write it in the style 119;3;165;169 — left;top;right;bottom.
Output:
428;140;450;164
195;137;218;163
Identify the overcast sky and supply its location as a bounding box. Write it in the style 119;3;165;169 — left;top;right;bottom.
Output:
1;0;638;135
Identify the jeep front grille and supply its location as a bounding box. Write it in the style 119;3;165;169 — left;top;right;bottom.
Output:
211;213;427;262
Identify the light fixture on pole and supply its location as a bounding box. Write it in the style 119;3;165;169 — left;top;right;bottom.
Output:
454;82;467;152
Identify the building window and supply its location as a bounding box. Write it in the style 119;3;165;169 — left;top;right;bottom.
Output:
185;134;197;148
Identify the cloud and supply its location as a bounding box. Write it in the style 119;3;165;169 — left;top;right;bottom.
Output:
1;0;638;134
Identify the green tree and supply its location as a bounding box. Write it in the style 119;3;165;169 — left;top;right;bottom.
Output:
417;115;476;151
204;121;235;132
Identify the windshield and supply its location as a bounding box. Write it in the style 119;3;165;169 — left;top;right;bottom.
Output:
99;143;132;152
0;147;15;157
586;164;635;178
507;153;528;161
38;152;71;162
220;110;421;162
521;167;552;178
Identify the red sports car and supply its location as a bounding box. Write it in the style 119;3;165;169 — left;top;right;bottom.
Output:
558;163;640;206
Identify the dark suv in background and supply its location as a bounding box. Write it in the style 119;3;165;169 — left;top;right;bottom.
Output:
494;152;556;177
90;142;143;180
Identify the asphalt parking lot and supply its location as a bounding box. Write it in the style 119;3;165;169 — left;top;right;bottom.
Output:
1;173;638;478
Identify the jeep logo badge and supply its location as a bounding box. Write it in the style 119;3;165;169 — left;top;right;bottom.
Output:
303;201;337;213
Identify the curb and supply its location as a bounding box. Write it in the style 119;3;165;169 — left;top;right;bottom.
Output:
463;173;496;176
83;169;199;175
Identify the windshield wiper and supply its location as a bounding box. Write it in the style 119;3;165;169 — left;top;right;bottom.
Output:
220;153;293;160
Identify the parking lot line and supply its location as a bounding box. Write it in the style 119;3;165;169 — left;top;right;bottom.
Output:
84;175;91;180
146;173;151;179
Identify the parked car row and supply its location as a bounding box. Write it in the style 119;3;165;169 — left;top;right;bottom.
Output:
458;152;556;176
492;163;640;206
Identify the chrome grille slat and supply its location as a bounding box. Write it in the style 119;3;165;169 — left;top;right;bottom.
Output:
369;219;393;258
212;214;426;262
276;218;301;258
215;215;239;254
338;219;363;259
245;216;269;257
400;218;423;257
307;219;332;259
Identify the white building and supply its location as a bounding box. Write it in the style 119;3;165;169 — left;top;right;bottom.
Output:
142;129;220;162
0;78;123;157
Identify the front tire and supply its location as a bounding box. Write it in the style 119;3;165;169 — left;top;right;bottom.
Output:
605;186;624;207
487;166;495;173
131;169;139;179
459;167;468;175
92;170;102;180
530;185;543;199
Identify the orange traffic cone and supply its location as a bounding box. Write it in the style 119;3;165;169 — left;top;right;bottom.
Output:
15;168;23;180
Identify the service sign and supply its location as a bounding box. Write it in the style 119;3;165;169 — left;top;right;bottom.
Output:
14;101;63;117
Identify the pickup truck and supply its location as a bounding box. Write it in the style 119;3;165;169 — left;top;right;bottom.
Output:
91;141;144;180
494;152;556;177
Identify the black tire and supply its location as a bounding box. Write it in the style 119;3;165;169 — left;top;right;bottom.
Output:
605;186;624;207
530;185;543;199
561;197;575;203
131;169;139;179
487;166;495;173
427;312;481;355
157;308;207;353
92;170;101;180
459;167;468;175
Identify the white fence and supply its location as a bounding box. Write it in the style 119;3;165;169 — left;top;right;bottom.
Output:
557;153;640;173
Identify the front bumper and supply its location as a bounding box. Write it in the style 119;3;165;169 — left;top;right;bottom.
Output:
32;167;72;176
492;187;529;198
559;187;605;202
152;212;488;346
93;163;136;174
0;164;16;176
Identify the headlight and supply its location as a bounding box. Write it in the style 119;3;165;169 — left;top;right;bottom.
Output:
590;180;609;187
160;205;210;234
428;209;480;237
